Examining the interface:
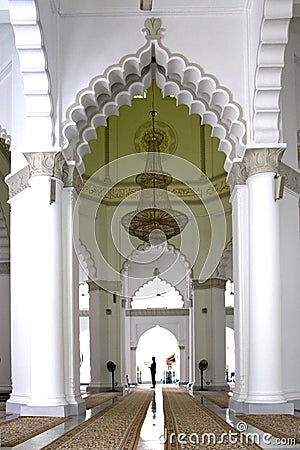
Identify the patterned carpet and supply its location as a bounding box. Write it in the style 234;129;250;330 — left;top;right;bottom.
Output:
84;391;121;409
194;390;229;408
42;389;152;449
163;387;262;449
237;414;300;444
0;416;70;447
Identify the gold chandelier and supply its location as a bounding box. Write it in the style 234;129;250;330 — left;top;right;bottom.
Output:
121;108;188;243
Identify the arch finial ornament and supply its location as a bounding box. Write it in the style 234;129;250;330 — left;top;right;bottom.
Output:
62;18;246;175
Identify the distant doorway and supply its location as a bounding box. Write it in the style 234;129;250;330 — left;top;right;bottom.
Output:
136;325;180;384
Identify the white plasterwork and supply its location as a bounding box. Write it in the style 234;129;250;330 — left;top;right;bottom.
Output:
253;0;293;143
62;18;246;176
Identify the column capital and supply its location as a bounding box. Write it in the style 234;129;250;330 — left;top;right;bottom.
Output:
243;147;285;179
227;161;247;191
193;278;226;290
23;151;67;181
62;162;83;193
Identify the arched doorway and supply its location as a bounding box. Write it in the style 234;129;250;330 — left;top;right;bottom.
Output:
136;326;180;385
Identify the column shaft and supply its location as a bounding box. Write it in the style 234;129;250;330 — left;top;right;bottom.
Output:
229;185;249;411
246;172;287;408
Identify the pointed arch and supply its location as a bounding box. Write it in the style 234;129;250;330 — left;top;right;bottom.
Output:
132;277;184;309
62;18;246;175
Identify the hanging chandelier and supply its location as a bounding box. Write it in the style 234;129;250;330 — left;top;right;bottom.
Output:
121;107;188;243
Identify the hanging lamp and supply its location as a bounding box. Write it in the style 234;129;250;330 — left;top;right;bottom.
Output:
121;91;188;243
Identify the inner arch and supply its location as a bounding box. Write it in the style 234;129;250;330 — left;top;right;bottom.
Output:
136;325;180;384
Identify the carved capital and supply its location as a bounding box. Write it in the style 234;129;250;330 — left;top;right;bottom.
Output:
280;162;300;196
23;152;67;181
143;18;164;40
63;163;83;193
227;161;247;191
243;147;285;179
193;278;226;290
6;166;30;199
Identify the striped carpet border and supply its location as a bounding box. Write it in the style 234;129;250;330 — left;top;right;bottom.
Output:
42;389;152;450
0;416;70;447
163;387;262;449
237;414;300;444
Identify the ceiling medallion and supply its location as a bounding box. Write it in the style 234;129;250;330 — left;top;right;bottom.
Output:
134;120;177;155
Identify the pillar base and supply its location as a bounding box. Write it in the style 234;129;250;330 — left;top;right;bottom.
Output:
0;385;12;394
66;398;86;415
20;404;70;417
207;383;229;391
87;383;123;393
229;398;294;414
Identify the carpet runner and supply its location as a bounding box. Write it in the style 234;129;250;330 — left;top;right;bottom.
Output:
237;414;300;444
0;416;70;447
194;390;229;408
163;387;262;449
42;389;152;449
84;391;121;409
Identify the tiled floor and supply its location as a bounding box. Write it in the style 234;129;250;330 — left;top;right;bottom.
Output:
1;386;300;449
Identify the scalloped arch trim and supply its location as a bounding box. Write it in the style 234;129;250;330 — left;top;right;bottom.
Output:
78;241;97;280
0;125;11;146
62;18;246;175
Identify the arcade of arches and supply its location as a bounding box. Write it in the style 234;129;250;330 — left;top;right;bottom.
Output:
0;0;300;431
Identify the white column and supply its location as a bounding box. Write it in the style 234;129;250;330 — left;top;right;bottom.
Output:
188;293;195;387
62;168;85;415
130;347;137;384
88;283;110;391
193;284;211;389
210;279;227;389
228;181;250;412
179;345;187;383
7;152;69;416
0;268;11;393
244;147;292;414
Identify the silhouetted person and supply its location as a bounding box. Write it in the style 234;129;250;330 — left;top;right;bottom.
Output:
150;356;156;388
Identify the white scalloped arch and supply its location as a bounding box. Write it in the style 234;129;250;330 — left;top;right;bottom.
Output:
132;277;184;309
78;241;97;281
253;0;293;143
0;126;11;146
62;21;247;175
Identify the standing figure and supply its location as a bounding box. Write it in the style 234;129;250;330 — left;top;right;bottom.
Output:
150;356;156;388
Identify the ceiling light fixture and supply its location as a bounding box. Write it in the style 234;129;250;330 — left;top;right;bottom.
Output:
121;87;188;244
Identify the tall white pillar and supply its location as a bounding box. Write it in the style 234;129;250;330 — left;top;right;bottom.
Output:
243;147;292;413
7;152;69;416
210;279;227;389
88;282;110;391
62;165;85;415
227;164;250;412
0;266;11;393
